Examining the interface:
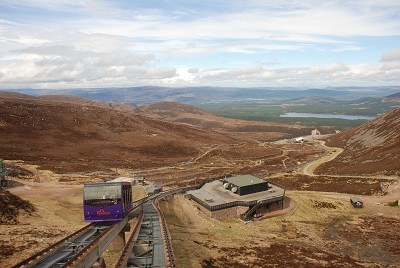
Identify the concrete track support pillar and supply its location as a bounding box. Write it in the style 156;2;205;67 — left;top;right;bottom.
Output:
108;223;130;250
91;257;106;268
109;231;126;251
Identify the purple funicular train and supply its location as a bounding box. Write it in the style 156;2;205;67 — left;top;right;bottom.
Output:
83;181;133;222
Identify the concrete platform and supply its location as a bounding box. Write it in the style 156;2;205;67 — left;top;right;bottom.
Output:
187;180;284;208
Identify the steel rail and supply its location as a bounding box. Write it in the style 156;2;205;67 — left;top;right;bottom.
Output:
112;188;191;268
62;204;143;268
153;195;176;268
153;185;200;267
63;221;126;268
15;180;219;268
14;201;146;268
12;223;96;268
114;211;144;268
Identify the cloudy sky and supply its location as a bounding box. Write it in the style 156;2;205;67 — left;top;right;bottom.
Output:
0;0;399;89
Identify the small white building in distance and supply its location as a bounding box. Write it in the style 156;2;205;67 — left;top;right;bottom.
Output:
295;137;307;143
311;129;321;136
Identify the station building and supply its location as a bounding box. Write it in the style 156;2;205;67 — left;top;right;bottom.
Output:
186;175;285;221
221;175;269;196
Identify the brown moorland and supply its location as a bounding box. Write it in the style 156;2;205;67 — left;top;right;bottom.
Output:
383;92;400;103
0;93;236;173
1;92;399;267
0;93;325;179
316;107;400;175
137;101;334;141
0;188;35;224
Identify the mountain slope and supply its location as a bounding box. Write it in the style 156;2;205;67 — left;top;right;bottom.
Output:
0;189;35;224
137;102;327;140
0;90;32;99
37;94;140;113
316;107;400;175
0;95;234;173
8;86;400;104
383;92;400;103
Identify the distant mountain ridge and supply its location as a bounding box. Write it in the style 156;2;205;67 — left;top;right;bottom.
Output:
0;90;139;113
136;101;326;139
5;86;400;105
383;92;400;102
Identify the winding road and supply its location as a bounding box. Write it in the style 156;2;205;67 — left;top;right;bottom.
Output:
301;140;343;176
297;140;400;214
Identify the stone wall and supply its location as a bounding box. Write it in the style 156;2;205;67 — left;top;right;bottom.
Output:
189;197;284;220
191;202;249;220
193;202;212;217
210;206;249;220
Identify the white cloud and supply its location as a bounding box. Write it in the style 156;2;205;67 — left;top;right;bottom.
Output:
188;68;199;74
80;7;398;45
1;53;399;87
381;48;400;62
0;44;172;86
0;1;399;88
166;43;219;57
0;0;123;16
310;62;349;74
381;61;400;70
172;61;400;87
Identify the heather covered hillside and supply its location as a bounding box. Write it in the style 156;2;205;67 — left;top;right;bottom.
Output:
0;94;234;173
138;101;328;140
0;189;35;224
316;107;400;175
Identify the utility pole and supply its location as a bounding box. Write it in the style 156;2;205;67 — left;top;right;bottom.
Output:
0;159;12;188
0;159;4;188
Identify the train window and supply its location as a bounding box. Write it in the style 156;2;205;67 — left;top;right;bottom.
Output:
123;185;127;206
126;186;129;204
84;184;122;204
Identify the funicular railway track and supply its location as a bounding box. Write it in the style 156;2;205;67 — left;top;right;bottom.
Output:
115;194;179;268
12;222;102;268
13;186;196;268
13;200;146;268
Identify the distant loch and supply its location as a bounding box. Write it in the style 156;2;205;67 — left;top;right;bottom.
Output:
280;112;375;120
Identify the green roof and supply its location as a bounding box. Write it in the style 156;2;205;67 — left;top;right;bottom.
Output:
224;175;265;187
350;196;363;203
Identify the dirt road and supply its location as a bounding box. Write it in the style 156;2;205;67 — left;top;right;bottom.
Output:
301;140;343;176
298;140;400;216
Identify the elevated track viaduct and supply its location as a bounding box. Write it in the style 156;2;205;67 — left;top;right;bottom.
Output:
13;187;192;268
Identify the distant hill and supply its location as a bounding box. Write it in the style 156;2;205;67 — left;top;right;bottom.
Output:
0;91;140;113
6;86;400;105
137;102;327;140
286;96;338;104
383;92;400;103
36;94;140;113
280;95;399;117
316;107;400;175
0;90;32;99
139;101;209;117
0;94;234;173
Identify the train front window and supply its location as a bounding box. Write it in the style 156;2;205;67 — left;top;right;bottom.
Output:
84;184;121;206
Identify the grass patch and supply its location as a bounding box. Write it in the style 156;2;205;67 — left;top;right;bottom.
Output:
0;189;36;224
387;200;400;207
